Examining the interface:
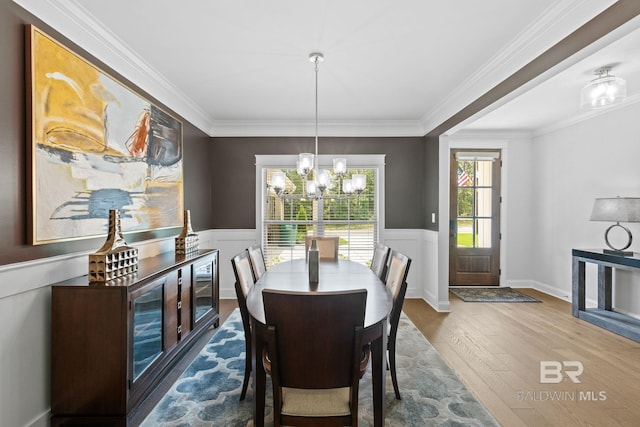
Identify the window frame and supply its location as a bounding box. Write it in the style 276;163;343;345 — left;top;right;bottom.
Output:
255;154;386;266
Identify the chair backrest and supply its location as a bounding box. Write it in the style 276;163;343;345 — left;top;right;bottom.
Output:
385;250;411;303
231;250;255;298
263;288;367;390
304;236;339;261
370;242;390;279
247;244;267;281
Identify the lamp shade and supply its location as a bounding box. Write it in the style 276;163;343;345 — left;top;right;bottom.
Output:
590;197;640;223
580;67;626;109
352;174;366;193
306;180;316;197
316;169;331;193
298;153;314;177
342;179;353;194
271;172;286;193
333;158;347;175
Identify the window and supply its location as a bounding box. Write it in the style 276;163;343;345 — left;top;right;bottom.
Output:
455;151;500;248
256;155;384;268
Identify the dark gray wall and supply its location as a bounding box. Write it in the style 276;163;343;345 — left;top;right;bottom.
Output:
211;137;433;230
424;136;439;232
0;0;215;266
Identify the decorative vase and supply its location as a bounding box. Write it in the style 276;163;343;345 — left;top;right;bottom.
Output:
175;210;200;255
88;209;138;282
308;238;319;283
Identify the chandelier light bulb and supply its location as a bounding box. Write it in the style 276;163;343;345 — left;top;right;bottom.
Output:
271;172;285;195
342;179;353;195
352;174;366;194
298;153;314;177
333;158;347;176
306;180;317;197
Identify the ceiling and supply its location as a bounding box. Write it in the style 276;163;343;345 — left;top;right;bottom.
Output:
16;0;640;137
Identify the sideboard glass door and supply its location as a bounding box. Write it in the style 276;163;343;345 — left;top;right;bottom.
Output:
193;258;213;323
132;283;163;380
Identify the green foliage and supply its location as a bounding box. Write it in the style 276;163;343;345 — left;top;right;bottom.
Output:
296;205;308;241
457;161;474;217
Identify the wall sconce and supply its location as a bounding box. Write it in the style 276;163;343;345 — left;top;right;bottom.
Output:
590;197;640;256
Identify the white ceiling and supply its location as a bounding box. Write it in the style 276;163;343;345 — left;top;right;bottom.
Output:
460;13;640;136
16;0;640;137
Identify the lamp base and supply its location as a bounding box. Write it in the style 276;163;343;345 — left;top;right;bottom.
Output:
603;248;634;257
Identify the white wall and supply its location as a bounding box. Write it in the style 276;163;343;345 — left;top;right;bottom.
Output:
437;132;537;302
443;100;640;317
531;101;640;315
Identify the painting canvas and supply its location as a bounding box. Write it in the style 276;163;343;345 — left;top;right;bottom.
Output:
27;25;183;245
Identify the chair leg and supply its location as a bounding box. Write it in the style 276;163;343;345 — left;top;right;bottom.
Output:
240;337;251;400
388;340;401;400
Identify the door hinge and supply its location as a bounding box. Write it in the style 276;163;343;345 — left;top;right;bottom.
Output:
499;268;502;276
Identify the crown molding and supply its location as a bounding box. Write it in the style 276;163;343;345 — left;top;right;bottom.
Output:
534;91;640;137
450;129;534;140
420;0;615;134
209;120;426;138
12;0;620;139
14;0;215;135
14;0;427;138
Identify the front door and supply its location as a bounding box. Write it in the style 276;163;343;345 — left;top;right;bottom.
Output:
449;149;501;286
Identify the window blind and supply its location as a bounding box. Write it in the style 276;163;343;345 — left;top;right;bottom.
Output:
262;167;378;268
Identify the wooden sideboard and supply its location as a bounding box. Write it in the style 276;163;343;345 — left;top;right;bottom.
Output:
50;249;219;426
572;248;640;342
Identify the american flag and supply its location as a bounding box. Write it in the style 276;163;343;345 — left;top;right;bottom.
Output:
457;167;471;187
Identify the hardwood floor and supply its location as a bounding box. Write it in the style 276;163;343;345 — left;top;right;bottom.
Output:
219;292;640;426
403;289;640;427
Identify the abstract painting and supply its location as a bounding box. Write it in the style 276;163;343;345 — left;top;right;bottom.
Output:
26;25;183;245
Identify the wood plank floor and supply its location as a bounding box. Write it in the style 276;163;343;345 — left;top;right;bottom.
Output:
219;291;640;426
402;289;640;427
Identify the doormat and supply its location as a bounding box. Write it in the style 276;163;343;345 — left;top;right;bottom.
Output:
450;287;541;303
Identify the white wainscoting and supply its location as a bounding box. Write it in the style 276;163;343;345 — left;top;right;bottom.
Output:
207;228;449;310
202;229;260;299
0;228;453;426
0;236;179;427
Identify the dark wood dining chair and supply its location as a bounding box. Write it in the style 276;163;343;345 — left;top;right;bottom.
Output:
304;235;339;261
384;249;411;400
231;250;256;400
370;242;390;280
262;288;367;426
248;244;267;281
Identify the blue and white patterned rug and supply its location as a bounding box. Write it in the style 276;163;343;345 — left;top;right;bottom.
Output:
141;309;499;426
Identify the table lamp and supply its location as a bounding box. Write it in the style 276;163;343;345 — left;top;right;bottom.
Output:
590;197;640;256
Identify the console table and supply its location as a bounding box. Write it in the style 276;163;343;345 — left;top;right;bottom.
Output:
572;248;640;342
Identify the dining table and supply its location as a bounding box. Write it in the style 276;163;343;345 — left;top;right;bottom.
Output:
246;258;393;427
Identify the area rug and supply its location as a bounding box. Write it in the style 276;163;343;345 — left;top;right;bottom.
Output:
141;309;499;427
450;287;541;303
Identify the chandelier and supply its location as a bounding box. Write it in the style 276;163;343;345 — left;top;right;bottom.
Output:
580;66;626;109
270;53;366;199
